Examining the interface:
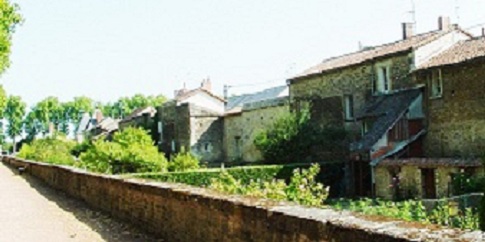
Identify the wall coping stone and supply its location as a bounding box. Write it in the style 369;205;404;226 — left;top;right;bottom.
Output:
2;156;484;242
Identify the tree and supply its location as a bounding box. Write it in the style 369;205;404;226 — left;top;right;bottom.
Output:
33;96;62;135
0;85;7;144
67;96;94;130
0;0;22;75
102;94;166;119
23;110;41;141
5;95;25;152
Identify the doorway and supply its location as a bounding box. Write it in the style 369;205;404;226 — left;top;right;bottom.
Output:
421;168;436;199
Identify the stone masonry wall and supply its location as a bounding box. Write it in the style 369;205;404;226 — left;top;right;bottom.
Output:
290;54;414;137
417;58;485;158
224;103;289;162
3;156;483;242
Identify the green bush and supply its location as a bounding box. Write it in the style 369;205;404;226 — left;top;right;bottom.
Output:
79;127;168;174
131;162;324;187
209;164;328;206
254;108;348;163
168;147;200;172
17;137;76;166
329;198;480;230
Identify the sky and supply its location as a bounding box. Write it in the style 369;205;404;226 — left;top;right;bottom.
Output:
1;0;485;107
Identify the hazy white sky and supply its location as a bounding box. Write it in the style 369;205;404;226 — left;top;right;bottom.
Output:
2;0;485;106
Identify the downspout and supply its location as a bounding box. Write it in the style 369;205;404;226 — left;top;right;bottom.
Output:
371;159;376;198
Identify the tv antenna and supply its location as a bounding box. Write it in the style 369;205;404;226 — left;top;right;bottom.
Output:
408;0;417;28
454;0;460;25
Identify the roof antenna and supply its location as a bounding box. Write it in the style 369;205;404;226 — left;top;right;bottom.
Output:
408;0;417;30
454;0;460;25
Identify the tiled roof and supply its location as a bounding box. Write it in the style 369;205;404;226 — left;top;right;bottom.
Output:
176;88;225;102
121;106;156;122
351;88;422;151
379;158;483;168
419;37;485;69
225;85;288;112
291;30;447;80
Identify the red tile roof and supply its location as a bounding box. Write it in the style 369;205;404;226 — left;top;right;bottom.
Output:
290;30;450;81
418;38;485;69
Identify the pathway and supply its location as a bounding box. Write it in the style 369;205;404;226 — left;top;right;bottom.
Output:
0;162;162;242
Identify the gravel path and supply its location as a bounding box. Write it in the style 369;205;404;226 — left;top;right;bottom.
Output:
0;162;162;242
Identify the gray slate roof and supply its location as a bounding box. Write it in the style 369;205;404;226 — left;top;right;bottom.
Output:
226;86;288;111
351;88;422;151
77;113;94;133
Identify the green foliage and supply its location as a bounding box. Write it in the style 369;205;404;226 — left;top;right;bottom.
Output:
102;94;167;119
451;173;485;196
285;164;328;206
0;0;22;74
329;198;480;230
168;147;200;172
209;164;328;206
79;127;168;174
5;95;26;149
0;85;7;144
254;108;348;163
131;162;323;187
17;137;76;166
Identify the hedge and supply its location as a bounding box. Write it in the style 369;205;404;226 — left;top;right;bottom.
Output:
128;162;339;187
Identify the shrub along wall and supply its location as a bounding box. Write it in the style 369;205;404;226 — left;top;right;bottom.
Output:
129;163;316;186
2;156;483;242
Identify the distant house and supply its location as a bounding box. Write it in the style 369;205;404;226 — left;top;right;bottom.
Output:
157;79;225;162
118;106;156;131
90;117;119;141
224;86;289;162
76;109;103;143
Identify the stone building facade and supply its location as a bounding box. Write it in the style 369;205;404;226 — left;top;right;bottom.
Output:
224;97;289;162
415;38;485;158
287;19;471;197
375;158;484;199
157;101;223;163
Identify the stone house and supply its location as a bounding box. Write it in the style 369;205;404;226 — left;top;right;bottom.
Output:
156;79;225;163
287;17;473;197
224;86;289;162
373;37;485;199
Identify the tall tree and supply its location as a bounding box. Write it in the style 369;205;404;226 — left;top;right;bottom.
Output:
67;96;94;130
0;0;22;74
5;95;25;152
0;85;7;144
23;110;41;141
34;96;62;135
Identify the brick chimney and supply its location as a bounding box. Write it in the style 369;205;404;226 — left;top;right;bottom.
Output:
402;22;415;40
438;16;451;31
201;78;212;92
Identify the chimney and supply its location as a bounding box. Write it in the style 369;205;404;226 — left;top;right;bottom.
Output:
438;16;451;31
201;78;212;92
482;28;485;37
402;23;415;40
174;82;188;98
94;108;104;124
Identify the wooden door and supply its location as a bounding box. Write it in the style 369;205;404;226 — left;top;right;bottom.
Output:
421;168;436;199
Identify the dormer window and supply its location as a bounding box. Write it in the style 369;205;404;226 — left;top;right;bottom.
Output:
373;63;392;94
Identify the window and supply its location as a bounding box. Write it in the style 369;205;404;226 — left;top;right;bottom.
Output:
344;95;354;120
374;64;392;94
429;69;443;98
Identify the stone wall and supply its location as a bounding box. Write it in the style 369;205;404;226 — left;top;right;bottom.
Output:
224;99;289;162
417;58;485;157
3;156;482;242
376;163;484;200
290;54;414;139
158;102;223;162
